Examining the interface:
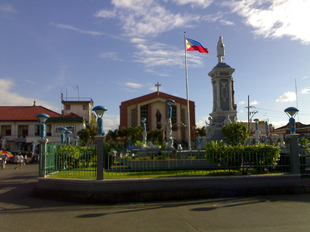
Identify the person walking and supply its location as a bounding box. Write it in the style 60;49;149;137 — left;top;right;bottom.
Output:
14;154;20;170
19;154;24;169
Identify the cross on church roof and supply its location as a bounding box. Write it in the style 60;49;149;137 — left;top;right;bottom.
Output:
155;82;161;96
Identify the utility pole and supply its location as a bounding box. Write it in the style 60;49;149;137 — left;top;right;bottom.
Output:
245;95;258;131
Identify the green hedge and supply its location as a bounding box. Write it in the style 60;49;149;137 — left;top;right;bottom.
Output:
205;142;281;173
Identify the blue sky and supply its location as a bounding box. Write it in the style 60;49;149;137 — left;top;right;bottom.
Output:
1;0;309;132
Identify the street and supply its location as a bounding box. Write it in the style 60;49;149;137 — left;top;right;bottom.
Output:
1;164;310;232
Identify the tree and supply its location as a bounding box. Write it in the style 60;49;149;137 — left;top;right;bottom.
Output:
299;137;310;147
147;129;163;144
106;129;119;146
222;122;250;146
77;127;98;146
196;126;206;137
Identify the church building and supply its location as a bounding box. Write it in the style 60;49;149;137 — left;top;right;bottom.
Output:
119;86;195;144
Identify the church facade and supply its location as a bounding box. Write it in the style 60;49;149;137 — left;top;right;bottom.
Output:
119;91;195;144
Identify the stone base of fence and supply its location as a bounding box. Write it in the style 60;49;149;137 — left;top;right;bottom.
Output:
33;175;304;204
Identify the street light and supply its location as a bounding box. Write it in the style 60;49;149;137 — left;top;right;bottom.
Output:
141;118;147;148
284;107;299;134
253;118;259;145
65;130;72;145
92;105;108;135
165;99;175;150
58;127;67;144
31;141;36;154
74;136;79;147
36;113;50;139
165;99;175;119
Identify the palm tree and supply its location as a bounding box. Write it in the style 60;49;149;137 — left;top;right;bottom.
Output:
196;126;206;137
106;129;119;147
147;129;163;144
77;127;98;146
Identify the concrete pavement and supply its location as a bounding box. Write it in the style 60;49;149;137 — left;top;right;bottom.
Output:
1;164;310;231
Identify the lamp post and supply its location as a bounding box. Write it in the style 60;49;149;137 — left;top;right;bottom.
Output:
253;118;259;145
74;136;79;147
31;141;36;154
58;127;67;144
284;107;299;134
92;106;108;135
36;113;49;177
65;130;72;145
36;113;50;139
141;118;147;149
165;99;175;150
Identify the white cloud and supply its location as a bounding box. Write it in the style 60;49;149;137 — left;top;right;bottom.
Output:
250;100;258;105
168;0;214;9
94;0;220;38
132;41;204;69
0;79;59;112
223;0;310;44
276;91;296;102
0;4;18;14
301;88;310;94
302;76;308;79
196;116;210;128
50;23;105;36
125;82;143;88
98;52;124;61
220;19;235;26
239;100;246;105
269;120;288;129
103;114;120;132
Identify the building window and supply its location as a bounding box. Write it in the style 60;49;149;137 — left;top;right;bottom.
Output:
35;125;40;136
83;105;88;110
181;109;186;142
18;125;28;137
140;105;148;131
46;124;52;136
1;125;11;136
172;105;177;131
131;109;137;128
64;104;71;110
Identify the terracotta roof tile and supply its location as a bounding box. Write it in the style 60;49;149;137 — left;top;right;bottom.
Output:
0;106;61;121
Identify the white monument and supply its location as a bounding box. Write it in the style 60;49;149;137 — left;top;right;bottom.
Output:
201;36;237;144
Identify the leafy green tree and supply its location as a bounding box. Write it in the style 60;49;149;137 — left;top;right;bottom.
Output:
106;129;119;147
147;129;163;144
77;127;98;146
196;126;206;137
299;137;310;147
222;122;250;146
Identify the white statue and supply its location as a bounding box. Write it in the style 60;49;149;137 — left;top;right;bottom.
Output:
223;115;232;126
217;36;225;63
165;119;174;150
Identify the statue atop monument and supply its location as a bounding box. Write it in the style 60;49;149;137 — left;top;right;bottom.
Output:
217;36;225;63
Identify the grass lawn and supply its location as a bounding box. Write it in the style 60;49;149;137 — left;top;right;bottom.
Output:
48;168;282;179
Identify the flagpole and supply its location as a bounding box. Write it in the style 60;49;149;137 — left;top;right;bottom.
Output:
184;32;191;150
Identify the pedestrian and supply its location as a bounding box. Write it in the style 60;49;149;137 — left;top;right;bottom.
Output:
19;154;23;169
2;157;6;169
14;154;20;170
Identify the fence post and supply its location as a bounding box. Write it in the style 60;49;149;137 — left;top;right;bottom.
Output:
38;138;49;177
95;135;105;180
285;133;300;174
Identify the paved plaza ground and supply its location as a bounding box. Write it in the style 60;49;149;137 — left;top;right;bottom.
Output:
1;164;310;231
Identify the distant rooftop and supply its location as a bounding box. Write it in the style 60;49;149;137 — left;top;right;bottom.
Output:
61;97;93;102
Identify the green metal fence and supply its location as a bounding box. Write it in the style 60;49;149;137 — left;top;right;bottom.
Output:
39;143;310;179
39;144;97;178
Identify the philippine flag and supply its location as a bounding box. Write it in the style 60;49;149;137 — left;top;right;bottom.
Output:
185;38;209;53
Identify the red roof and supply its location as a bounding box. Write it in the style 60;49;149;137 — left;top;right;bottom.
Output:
0;106;61;121
62;112;81;118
